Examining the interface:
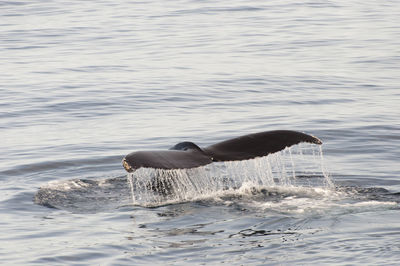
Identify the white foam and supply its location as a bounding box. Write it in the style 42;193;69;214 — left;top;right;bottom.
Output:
43;179;90;191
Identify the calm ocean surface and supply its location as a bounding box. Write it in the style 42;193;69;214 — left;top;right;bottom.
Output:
1;0;400;265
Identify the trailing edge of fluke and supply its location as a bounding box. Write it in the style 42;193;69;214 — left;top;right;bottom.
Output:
122;130;322;172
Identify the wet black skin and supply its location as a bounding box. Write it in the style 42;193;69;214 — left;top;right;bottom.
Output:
122;130;322;172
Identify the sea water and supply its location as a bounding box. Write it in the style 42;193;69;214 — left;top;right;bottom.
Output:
1;0;400;264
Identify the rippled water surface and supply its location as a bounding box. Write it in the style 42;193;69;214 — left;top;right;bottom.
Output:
1;0;400;265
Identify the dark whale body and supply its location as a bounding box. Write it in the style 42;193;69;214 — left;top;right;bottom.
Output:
122;130;322;172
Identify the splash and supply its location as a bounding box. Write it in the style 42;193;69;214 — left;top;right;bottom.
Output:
127;143;334;207
35;176;131;213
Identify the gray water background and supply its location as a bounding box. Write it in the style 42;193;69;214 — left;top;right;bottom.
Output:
1;0;400;265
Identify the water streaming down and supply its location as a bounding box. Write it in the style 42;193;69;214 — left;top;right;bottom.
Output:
127;143;333;206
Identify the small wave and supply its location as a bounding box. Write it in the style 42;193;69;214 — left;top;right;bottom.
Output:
2;155;123;177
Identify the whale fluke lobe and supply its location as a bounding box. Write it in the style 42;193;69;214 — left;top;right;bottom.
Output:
203;130;321;162
122;130;322;172
123;150;212;172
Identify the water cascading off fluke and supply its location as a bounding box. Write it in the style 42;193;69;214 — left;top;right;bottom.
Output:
127;143;333;207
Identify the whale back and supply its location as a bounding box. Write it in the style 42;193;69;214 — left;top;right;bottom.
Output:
169;141;203;152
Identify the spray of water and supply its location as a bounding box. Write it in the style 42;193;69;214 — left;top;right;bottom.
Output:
127;143;333;207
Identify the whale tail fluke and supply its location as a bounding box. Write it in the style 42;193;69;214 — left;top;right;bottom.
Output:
123;130;322;171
